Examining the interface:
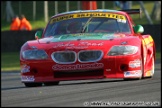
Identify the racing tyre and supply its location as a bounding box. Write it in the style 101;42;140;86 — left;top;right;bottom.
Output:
44;81;59;86
24;83;42;87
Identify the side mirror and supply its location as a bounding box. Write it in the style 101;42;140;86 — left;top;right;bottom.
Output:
35;30;43;39
133;25;144;34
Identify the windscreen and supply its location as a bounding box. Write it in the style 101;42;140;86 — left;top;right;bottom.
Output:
44;12;131;37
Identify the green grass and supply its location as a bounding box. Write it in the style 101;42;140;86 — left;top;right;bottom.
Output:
1;1;161;31
1;51;161;71
1;52;20;71
156;52;161;60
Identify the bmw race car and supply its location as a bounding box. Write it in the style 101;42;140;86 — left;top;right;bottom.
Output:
20;9;156;87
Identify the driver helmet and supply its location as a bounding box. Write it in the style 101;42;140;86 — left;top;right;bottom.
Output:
66;21;82;33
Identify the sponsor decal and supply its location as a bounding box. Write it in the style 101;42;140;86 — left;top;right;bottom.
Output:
21;76;35;82
124;70;142;77
129;59;141;68
53;42;75;48
50;12;126;23
52;63;104;70
102;34;114;37
102;34;125;39
114;33;125;37
148;35;153;42
53;41;104;49
21;65;30;73
117;19;126;23
72;33;94;36
142;35;154;48
79;41;104;46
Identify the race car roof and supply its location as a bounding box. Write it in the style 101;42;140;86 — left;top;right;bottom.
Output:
52;9;125;17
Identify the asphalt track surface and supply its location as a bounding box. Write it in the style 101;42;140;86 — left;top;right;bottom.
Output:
1;60;161;107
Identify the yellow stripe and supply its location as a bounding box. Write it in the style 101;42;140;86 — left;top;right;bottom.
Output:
148;42;153;47
50;12;126;24
143;36;154;47
144;38;150;45
146;70;151;76
148;36;153;42
142;40;145;45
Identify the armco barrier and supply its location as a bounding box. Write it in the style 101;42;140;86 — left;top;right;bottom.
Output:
1;25;161;52
1;30;36;52
142;24;161;51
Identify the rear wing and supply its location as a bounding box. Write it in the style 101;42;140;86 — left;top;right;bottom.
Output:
119;9;142;18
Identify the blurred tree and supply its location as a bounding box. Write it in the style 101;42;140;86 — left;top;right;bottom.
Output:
33;1;36;21
151;1;161;21
6;1;15;22
139;1;153;24
55;1;58;15
77;1;81;10
113;1;132;10
66;1;69;12
44;1;48;23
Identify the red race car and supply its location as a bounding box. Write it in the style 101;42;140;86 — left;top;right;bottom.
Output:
20;9;156;87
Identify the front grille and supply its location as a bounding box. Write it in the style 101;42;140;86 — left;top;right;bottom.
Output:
51;51;76;64
51;50;103;64
54;69;104;78
78;50;103;63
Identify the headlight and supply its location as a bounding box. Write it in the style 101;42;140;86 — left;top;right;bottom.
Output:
108;45;138;56
22;49;48;60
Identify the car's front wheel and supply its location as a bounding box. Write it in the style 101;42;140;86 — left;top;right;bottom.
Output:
24;82;42;87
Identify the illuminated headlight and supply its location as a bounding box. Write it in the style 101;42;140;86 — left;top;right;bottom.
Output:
22;49;48;60
108;45;138;56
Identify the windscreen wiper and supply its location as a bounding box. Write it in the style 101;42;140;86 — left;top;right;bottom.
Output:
81;14;93;33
